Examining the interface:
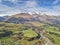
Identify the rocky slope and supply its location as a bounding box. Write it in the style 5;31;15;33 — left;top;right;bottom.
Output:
1;13;60;24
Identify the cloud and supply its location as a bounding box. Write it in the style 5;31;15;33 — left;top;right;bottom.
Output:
0;0;42;16
53;5;60;10
0;0;60;16
14;0;39;12
0;0;1;2
53;0;59;4
4;0;19;3
25;1;37;7
0;3;21;16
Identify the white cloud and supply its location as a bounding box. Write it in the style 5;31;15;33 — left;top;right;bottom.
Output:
53;0;59;4
25;1;37;8
20;1;40;12
14;0;38;12
4;0;19;3
53;5;60;10
0;4;21;16
0;0;2;3
0;0;60;16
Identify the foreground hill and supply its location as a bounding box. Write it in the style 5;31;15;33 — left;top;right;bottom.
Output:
0;22;59;45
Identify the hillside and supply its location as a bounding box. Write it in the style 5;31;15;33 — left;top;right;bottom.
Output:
0;13;60;45
0;22;46;45
0;21;60;45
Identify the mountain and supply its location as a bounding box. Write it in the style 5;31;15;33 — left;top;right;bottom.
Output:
36;15;60;24
30;13;60;24
0;17;5;22
3;15;10;19
3;13;60;24
5;13;35;23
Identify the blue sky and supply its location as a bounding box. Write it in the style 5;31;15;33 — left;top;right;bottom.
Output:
0;0;60;16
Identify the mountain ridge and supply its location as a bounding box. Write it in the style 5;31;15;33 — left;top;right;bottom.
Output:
0;13;60;24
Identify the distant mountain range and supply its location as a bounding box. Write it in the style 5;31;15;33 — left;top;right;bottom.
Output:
0;17;5;22
0;13;60;24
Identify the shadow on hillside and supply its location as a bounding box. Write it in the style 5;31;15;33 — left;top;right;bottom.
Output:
0;30;13;37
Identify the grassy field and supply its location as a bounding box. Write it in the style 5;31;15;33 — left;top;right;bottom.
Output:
0;22;60;45
22;30;38;38
0;22;43;45
44;25;60;45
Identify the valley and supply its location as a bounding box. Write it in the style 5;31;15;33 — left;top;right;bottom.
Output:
0;13;60;45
